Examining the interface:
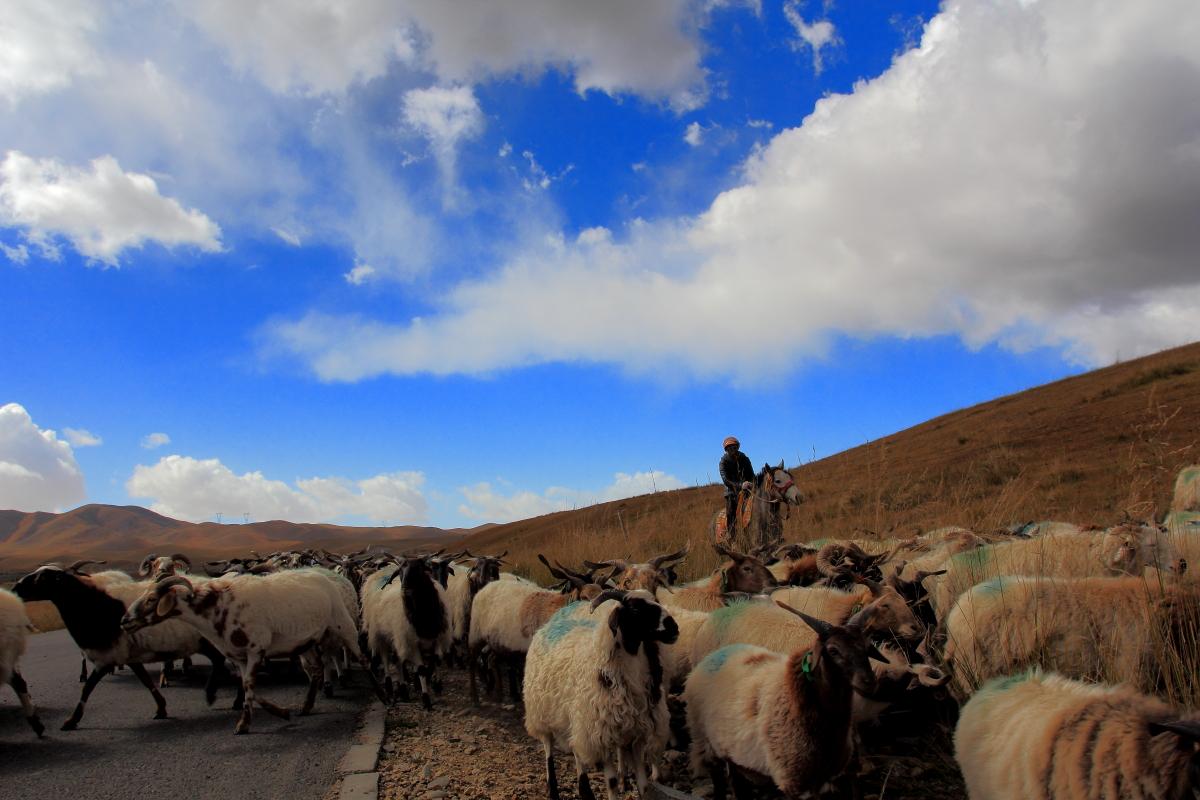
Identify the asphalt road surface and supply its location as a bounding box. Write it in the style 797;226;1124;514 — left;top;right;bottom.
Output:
0;629;371;799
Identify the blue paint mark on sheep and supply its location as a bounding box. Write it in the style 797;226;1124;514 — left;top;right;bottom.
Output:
953;545;993;573
541;602;595;645
978;670;1035;695
700;645;752;674
975;577;1011;595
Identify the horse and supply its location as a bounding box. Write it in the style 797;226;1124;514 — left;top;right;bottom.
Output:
710;461;802;551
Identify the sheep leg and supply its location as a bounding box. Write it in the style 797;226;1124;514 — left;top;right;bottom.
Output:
322;652;336;699
79;655;88;683
728;764;756;800
706;761;728;800
468;643;481;706
602;758;623;800
129;663;169;719
507;658;522;702
199;638;227;706
10;670;44;738
235;653;261;734
627;745;651;799
300;650;325;715
417;663;433;711
542;739;560;800
159;659;175;688
182;655;194;674
62;664;114;730
574;757;598;800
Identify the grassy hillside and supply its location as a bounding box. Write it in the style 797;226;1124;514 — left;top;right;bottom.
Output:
457;341;1200;582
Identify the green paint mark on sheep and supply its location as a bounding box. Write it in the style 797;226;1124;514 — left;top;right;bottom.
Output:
978;669;1035;695
975;577;1011;595
541;602;595;645
700;645;752;675
952;545;993;576
710;600;752;637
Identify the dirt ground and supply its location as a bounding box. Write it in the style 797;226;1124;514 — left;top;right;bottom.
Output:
376;668;967;800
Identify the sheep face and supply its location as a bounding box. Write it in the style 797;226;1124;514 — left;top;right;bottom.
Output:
12;566;70;601
714;544;777;594
814;625;880;697
593;590;680;654
851;582;924;641
121;578;195;634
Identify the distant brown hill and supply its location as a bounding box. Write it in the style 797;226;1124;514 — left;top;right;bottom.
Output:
455;341;1200;583
0;503;474;572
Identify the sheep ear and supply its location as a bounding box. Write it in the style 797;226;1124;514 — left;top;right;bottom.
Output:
1149;720;1200;743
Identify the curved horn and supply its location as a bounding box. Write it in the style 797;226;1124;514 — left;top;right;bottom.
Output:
589;589;628;611
138;554;157;577
154;576;193;595
67;559;106;574
774;601;833;637
170;553;192;568
649;545;690;570
494;550;508;560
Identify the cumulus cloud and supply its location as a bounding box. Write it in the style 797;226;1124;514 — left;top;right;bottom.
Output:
265;0;1200;381
126;454;428;524
684;121;705;146
1;0;101;104
0;403;86;512
344;262;377;286
401;84;483;205
141;432;170;449
783;1;838;74
63;427;102;447
458;470;685;523
183;0;716;107
0;151;222;265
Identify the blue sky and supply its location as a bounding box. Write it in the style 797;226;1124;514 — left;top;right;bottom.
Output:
2;0;1198;528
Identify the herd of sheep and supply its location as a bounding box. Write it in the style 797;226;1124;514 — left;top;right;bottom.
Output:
2;465;1200;800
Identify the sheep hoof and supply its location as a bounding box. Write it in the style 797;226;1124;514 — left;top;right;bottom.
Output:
154;708;168;720
235;725;249;735
30;717;45;738
421;695;433;711
60;720;78;732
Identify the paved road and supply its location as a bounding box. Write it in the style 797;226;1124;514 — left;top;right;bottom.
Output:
0;629;370;799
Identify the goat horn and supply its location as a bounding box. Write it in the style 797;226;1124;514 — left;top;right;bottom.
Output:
589;589;628;611
774;601;832;637
649;546;689;569
855;575;885;598
170;553;192;568
67;559;106;574
138;554;156;576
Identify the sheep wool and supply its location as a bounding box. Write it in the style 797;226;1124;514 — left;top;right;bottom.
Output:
0;588;31;688
955;670;1200;800
943;575;1200;698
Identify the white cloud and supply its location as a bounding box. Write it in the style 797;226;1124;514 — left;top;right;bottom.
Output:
63;427;102;447
141;432;171;449
684;121;704;147
0;403;86;512
401;84;483;205
1;0;101;104
265;0;1200;382
271;225;302;246
178;0;719;108
0;151;222;265
344;262;377;285
783;1;838;74
458;470;685;523
1;242;29;264
126;454;428;524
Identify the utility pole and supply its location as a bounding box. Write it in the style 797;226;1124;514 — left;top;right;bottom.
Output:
215;512;223;524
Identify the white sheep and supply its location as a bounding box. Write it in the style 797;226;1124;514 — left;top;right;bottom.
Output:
0;588;44;737
683;601;885;799
655;544;776;613
523;589;679;800
371;556;452;710
955;670;1200;799
121;571;386;734
943;574;1200;698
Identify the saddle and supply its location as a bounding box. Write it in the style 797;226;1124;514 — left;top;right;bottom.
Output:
712;493;754;547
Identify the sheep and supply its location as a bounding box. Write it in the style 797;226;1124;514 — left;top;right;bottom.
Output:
138;552;192;580
766;543;822;586
445;551;506;662
1172;464;1200;513
896;529;985;582
583;544;689;592
372;555;452;710
656;544;776;613
955;670;1200;799
523;589;679;800
852;638;948;729
467;562;604;705
691;580;924;667
683;601;885;799
121;571;386;734
0;588;44;737
943;575;1200;699
931;525;1185;618
13;564;230;730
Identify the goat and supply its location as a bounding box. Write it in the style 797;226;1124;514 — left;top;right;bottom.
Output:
656;544;776;613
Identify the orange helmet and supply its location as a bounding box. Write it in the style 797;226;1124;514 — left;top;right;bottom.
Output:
723;436;740;449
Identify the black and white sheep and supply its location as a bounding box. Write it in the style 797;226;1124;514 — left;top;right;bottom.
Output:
523;589;679;800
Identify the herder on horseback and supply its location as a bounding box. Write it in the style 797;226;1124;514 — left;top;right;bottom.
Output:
719;436;755;532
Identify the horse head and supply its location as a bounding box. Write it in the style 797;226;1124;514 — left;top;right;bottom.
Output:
760;461;801;505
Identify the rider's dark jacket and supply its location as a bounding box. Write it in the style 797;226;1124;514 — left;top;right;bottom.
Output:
719;450;755;497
